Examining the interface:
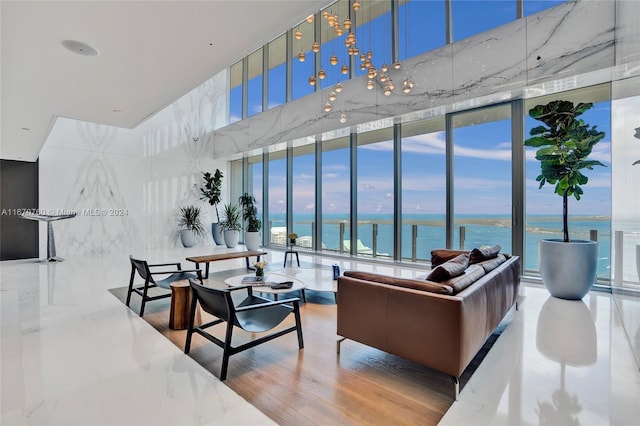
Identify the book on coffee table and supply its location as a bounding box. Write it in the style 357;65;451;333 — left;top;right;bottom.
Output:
241;276;265;284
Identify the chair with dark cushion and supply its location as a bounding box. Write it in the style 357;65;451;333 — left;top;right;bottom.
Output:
185;278;304;380
127;256;201;317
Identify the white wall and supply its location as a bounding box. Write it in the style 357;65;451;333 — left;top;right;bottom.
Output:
38;71;228;255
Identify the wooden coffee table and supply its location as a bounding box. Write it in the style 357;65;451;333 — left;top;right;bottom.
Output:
224;272;306;302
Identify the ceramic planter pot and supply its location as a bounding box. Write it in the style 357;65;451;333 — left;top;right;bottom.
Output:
211;223;224;245
224;230;239;248
180;229;197;248
245;231;260;251
539;239;598;300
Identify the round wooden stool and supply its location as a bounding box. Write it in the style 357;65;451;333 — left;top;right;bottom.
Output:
169;280;201;330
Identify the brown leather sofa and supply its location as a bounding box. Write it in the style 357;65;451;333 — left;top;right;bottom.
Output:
336;249;520;399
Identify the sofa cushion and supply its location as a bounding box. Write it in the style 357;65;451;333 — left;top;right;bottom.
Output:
427;253;469;282
343;271;453;295
476;253;507;273
430;249;469;267
443;264;486;294
469;245;501;265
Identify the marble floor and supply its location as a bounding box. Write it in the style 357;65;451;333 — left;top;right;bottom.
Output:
1;246;639;425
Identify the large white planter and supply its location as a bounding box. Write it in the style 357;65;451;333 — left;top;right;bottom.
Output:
223;230;239;248
180;229;197;248
539;239;598;300
245;231;260;251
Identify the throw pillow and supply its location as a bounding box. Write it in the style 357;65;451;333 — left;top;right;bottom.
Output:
430;249;469;267
427;253;469;282
476;253;507;273
469;244;501;265
443;264;486;294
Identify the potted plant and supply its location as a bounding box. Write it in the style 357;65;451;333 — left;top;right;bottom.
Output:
219;203;242;248
200;169;224;245
239;192;261;251
288;232;298;245
177;205;206;247
525;100;606;299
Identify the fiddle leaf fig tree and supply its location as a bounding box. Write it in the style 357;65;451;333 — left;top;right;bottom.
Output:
199;169;223;222
525;100;606;243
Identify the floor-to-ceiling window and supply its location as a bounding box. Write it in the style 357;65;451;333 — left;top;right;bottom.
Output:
354;0;392;77
291;20;315;101
321;135;350;253
292;140;316;249
267;34;287;109
229;61;243;123
268;147;287;246
247;49;263;118
397;0;446;61
452;104;513;253
524;85;612;280
452;0;517;42
524;0;568;17
357;126;394;258
401;117;447;261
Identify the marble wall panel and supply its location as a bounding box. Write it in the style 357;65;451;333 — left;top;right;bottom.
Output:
452;18;527;104
526;0;615;85
615;0;640;75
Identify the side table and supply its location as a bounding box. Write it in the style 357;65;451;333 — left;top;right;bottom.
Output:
283;245;300;267
169;281;201;330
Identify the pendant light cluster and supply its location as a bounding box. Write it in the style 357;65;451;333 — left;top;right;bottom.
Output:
298;1;415;123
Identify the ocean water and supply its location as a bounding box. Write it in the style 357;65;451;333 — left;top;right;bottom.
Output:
267;213;614;279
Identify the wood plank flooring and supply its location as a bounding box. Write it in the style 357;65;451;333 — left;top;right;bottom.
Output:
132;269;456;425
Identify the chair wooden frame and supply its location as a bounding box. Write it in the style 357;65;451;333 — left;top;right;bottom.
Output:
127;256;201;317
185;278;304;380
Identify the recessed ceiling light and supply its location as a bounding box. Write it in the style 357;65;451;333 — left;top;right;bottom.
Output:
62;40;99;56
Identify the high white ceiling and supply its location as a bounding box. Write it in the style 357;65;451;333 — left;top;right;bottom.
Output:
1;0;330;162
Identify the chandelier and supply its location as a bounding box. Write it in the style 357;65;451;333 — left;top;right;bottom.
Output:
299;1;415;123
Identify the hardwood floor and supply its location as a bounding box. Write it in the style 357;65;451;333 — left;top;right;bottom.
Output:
135;270;456;425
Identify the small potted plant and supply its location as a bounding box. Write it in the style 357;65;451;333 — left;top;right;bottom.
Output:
219;203;242;248
200;169;224;245
288;232;298;245
525;100;606;299
254;260;267;277
177;205;206;247
239;193;261;251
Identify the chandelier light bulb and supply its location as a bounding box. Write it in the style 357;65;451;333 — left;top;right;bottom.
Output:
388;80;395;90
339;113;347;124
353;1;361;11
352;46;359;56
330;55;338;65
344;38;352;47
324;102;333;112
408;80;415;88
359;53;366;62
309;76;316;86
343;19;352;30
393;60;401;70
367;51;373;60
384;86;392;96
364;59;371;67
329;91;337;102
294;29;302;40
403;84;411;94
335;83;343;93
348;47;354;55
322;10;329;19
306;15;314;23
318;69;326;79
312;42;320;53
367;79;374;90
379;74;387;82
360;63;366;70
381;63;389;73
336;27;343;36
341;64;349;74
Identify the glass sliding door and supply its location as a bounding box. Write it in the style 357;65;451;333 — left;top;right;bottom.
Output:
401;117;446;261
357;126;394;258
292;140;316;249
321;135;350;253
452;104;513;253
